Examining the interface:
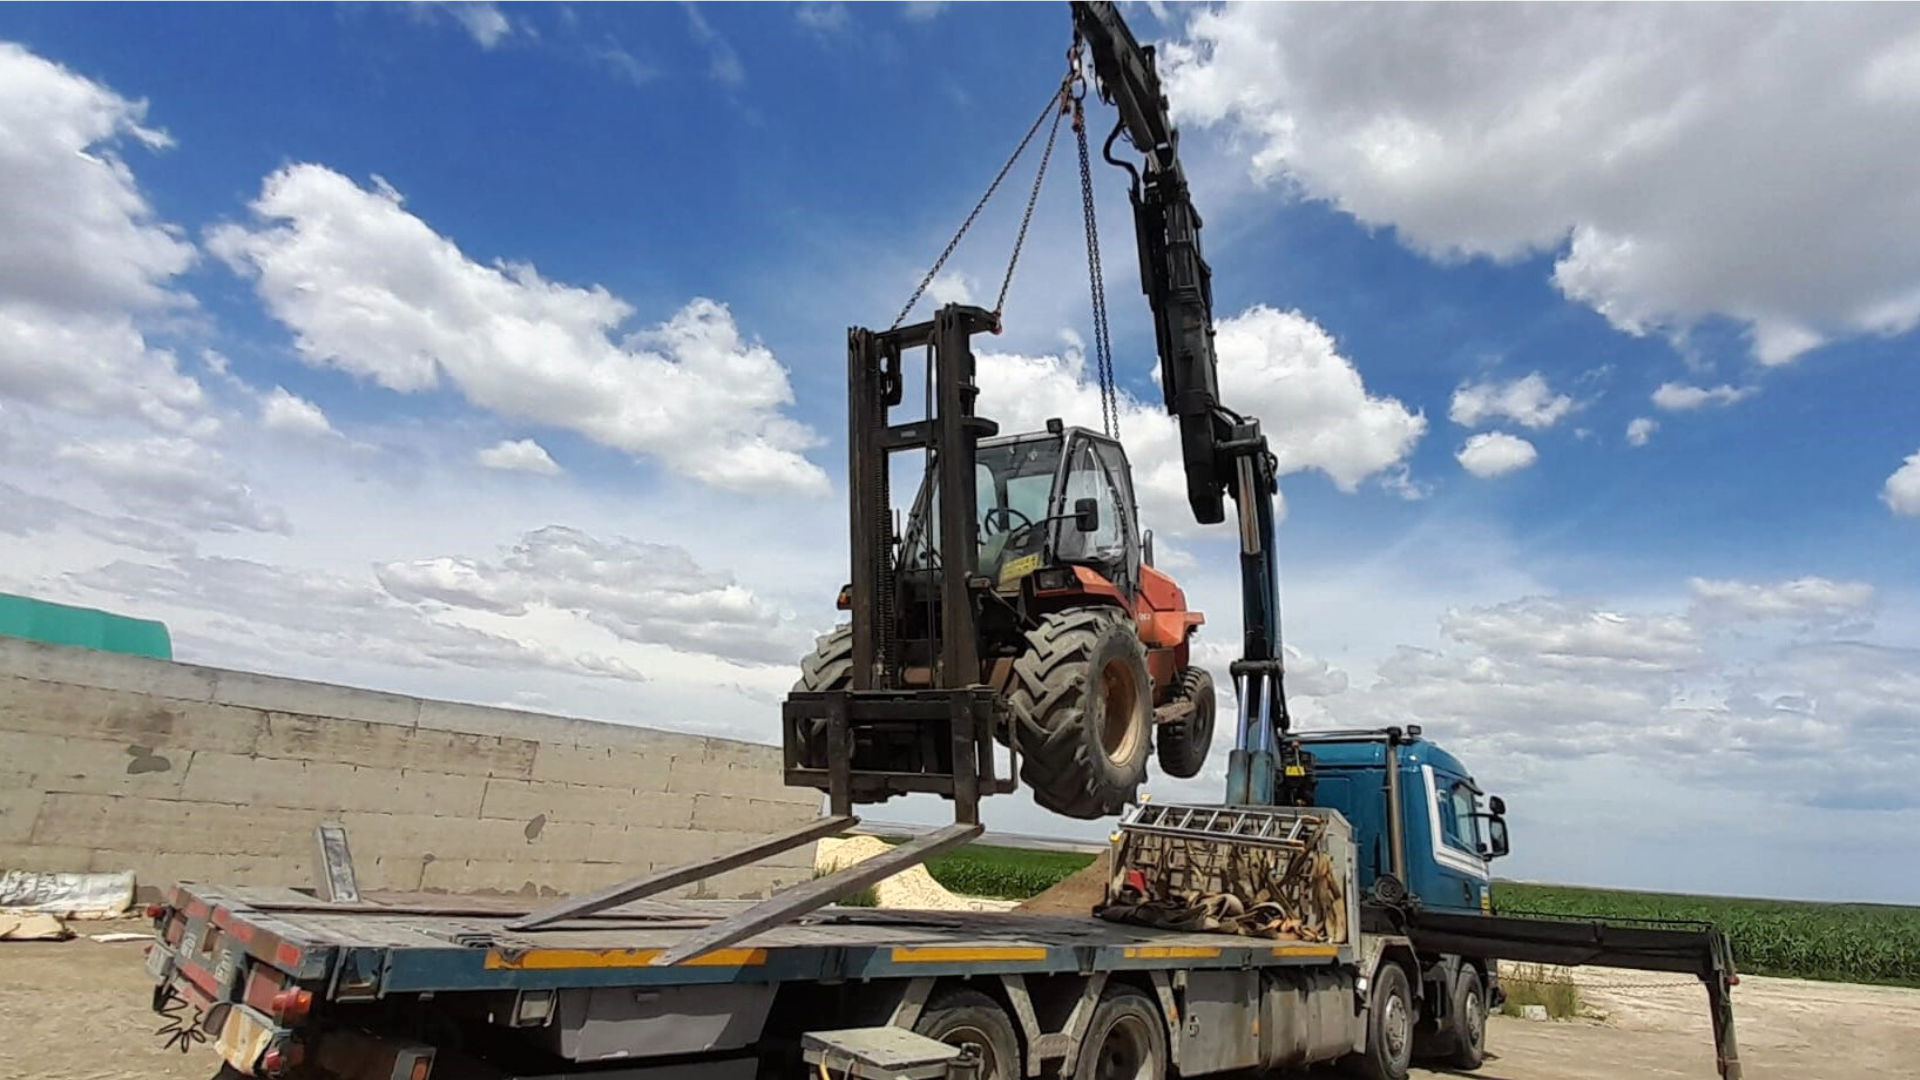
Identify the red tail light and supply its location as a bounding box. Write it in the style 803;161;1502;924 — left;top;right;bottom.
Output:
262;1043;306;1076
270;988;314;1022
145;904;166;920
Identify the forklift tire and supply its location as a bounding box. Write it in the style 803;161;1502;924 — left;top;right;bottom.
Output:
1444;964;1488;1069
791;625;853;763
1154;666;1215;779
1008;607;1153;820
1344;960;1414;1080
912;987;1022;1080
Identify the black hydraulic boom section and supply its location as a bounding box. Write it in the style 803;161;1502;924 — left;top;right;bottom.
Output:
1407;910;1744;1079
1070;0;1291;804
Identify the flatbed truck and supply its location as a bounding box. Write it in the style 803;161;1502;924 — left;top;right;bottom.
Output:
141;726;1741;1080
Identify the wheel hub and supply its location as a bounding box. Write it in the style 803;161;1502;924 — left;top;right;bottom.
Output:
1098;657;1143;762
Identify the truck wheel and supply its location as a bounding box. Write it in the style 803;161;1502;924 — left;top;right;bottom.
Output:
1444;964;1488;1069
1008;608;1152;820
791;625;853;762
912;987;1021;1080
1153;667;1214;779
1345;961;1414;1080
1072;985;1166;1080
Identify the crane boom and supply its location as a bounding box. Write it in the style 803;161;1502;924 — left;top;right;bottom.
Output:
1069;0;1292;804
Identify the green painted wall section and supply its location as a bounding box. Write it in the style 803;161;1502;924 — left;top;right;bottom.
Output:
0;593;171;660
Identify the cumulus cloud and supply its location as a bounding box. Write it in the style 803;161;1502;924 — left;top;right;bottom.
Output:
1884;451;1920;517
1449;372;1574;430
1688;576;1876;630
55;436;289;535
477;438;561;475
1160;5;1920;364
1626;417;1657;447
207;165;825;493
0;42;210;434
1456;431;1537;478
974;306;1424;532
260;387;336;437
1328;583;1920;809
375;525;808;666
76;554;642;682
413;2;514;48
1652;382;1756;411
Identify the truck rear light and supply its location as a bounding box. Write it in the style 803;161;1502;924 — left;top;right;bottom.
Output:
408;1055;433;1080
146;904;167;920
269;988;314;1022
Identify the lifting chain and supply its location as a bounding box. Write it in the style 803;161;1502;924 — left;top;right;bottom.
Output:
1069;33;1121;439
890;79;1069;332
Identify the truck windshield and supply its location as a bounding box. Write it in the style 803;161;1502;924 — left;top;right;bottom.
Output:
898;437;1062;578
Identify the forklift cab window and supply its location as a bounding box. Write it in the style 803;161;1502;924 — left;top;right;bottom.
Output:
1053;439;1128;584
899;438;1063;578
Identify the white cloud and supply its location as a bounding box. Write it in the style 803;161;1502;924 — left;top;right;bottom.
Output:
901;1;946;21
375;525;808;666
1456;431;1537;478
0;42;210;435
55;436;288;535
207;165;825;494
975;305;1424;533
476;437;560;476
796;3;851;39
412;2;513;48
1689;576;1876;629
683;3;745;85
260;386;336;437
1651;381;1756;411
1626;417;1657;447
1449;372;1574;430
1160;5;1920;364
927;271;977;307
1883;450;1920;517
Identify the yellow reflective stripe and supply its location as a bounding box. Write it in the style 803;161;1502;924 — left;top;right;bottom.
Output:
1270;944;1341;958
890;946;1048;963
484;947;767;970
1123;945;1221;959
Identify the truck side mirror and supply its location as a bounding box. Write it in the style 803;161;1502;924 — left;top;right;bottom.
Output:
1074;497;1100;533
1484;817;1510;858
1489;795;1506;815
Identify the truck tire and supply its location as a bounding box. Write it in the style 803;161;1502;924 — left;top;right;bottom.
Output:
1072;985;1167;1080
1153;666;1214;779
1007;607;1153;820
912;987;1021;1080
1344;961;1414;1080
1444;964;1488;1069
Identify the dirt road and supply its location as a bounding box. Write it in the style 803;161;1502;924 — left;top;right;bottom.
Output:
6;923;1916;1080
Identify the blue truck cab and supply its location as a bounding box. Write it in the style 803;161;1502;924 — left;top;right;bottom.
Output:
1294;725;1511;916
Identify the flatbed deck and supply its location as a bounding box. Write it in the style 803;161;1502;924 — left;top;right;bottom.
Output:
171;884;1353;999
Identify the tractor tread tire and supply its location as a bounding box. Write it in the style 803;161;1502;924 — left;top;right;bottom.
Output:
794;624;854;693
1155;666;1215;780
1008;607;1152;820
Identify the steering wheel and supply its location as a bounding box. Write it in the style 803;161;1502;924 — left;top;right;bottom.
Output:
981;506;1035;538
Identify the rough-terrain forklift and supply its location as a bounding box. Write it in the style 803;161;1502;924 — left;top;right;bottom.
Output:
792;407;1216;820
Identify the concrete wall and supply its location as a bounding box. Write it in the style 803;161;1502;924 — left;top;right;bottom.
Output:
0;638;825;901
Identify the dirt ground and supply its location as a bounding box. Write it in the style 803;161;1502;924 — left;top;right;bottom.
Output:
6;920;1917;1080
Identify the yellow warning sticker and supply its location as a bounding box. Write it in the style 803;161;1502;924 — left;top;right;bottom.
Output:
998;553;1042;586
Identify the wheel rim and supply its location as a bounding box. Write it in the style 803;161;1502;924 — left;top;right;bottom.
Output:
1098;658;1144;762
1091;1013;1156;1080
1383;991;1411;1064
1464;988;1485;1048
937;1024;1007;1079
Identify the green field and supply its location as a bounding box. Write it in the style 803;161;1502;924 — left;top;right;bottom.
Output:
1494;881;1920;988
902;840;1920;987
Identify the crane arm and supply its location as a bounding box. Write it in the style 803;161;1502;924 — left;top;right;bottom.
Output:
1069;0;1292;802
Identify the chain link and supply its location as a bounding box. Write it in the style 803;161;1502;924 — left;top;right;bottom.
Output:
1074;94;1121;439
890;87;1066;331
993;100;1066;321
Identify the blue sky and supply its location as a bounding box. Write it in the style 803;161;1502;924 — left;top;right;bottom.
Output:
3;2;1919;904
